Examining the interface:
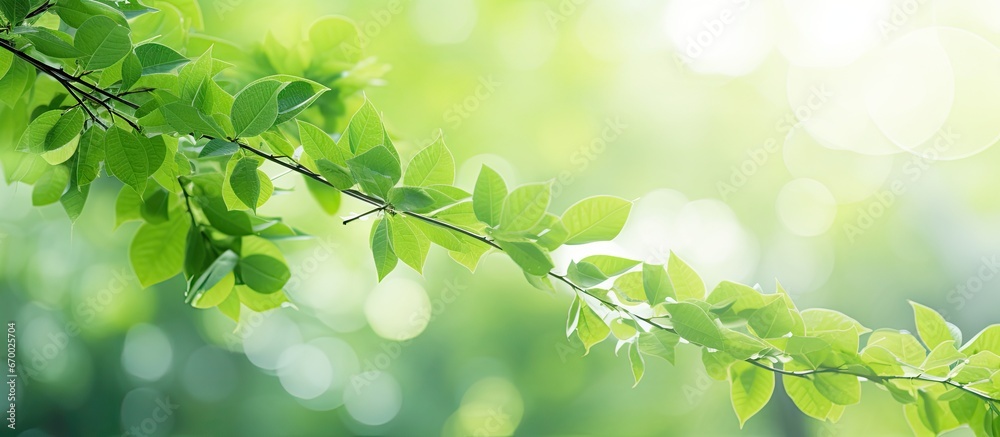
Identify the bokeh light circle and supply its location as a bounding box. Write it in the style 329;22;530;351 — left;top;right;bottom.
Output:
662;0;776;76
364;278;432;341
344;371;403;426
782;127;895;203
775;178;838;237
121;324;173;381
277;344;334;400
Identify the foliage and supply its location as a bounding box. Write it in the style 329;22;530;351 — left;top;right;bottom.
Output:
0;1;997;435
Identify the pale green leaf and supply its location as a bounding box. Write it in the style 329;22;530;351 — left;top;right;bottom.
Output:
473;164;506;227
560;195;631;245
728;361;774;428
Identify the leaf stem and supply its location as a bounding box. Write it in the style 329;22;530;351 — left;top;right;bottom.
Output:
342;206;385;225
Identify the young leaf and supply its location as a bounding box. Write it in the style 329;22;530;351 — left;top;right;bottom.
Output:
120;52;141;90
60;183;89;222
32;165;70;206
389;215;430;273
231;79;283;138
134;43;189;74
370;218;397;281
229;157;262;212
637;330;680;364
42;108;84;165
473;164;506;227
315;159;354;190
274;78;328;124
576;300;610;355
197;197;254;236
0;0;29;25
783;373;838;422
348;99;389;156
199;138;239;158
813;372;861;406
54;0;129;28
404;136;455;187
129;214;189;288
500;182;551;233
105;126;149;193
910;301;954;351
748;298;796;339
186;250;239;306
304;177;341;215
496;239;554;276
346;145;400;200
74;16;132;70
19;28;84;58
668;252;705;301
628;342;645;387
298;119;350;165
388;187;435;211
560;195;632;245
642;263;674;305
236;285;289;312
728;361;775;428
238;255;290;294
663;301;726;350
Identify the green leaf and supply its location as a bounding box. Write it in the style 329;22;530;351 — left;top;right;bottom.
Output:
19;27;84;58
198;197;253;236
229;157;261;212
500;182;551;233
105;126;149;193
156;102;227;138
404;136;455;187
642;262;674;305
628;342;645;387
0;0;29;25
238;254;290;294
60;183;90;222
348;99;391;156
473;164;506;227
274;79;328;124
55;0;129;28
32;165;70;206
728;361;774;428
222;155;271;210
748;297;796;339
74;15;132;70
668;252;706;301
389;215;430;273
134;43;189;74
560;195;632;245
315;159;354;190
388;186;435;211
496;239;554;276
370;218;397;281
813;372;861;406
911;301;955;351
115;186;142;227
130;214;189;287
298;120;350;165
186;250;239;306
44;108;85;164
231;79;283;138
120;51;141;90
236;285;289;312
664;301;725;350
783;372;839;422
567;261;609;288
566;295;581;337
346;145;400;200
960;325;1000;356
611;271;646;304
191;273;235;309
304;177;341;215
199;138;239;158
637;330;679;364
610;317;638;340
217;290;240;322
139;187;170;224
576;300;609;355
0;56;32;108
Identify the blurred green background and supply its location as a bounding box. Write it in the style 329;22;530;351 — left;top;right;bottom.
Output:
2;0;1000;435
